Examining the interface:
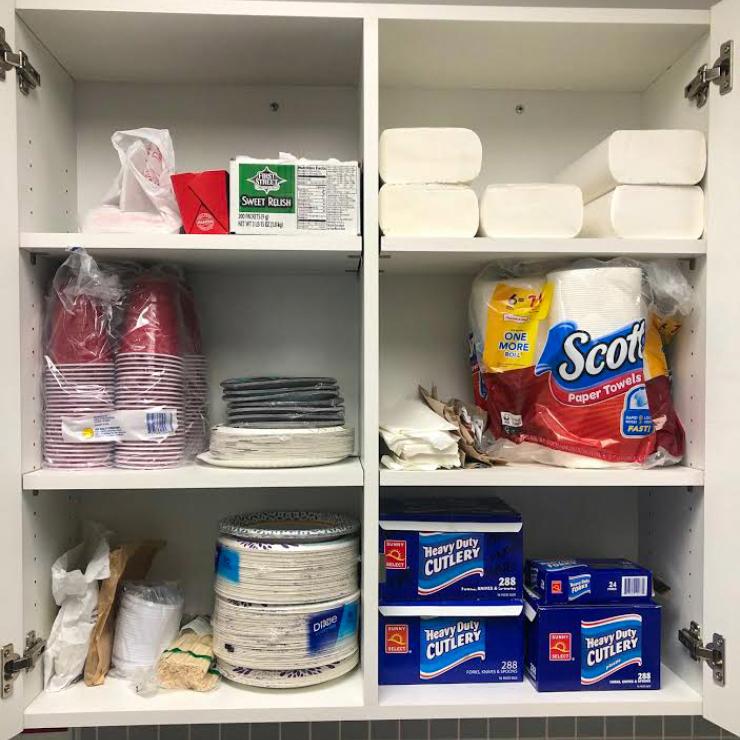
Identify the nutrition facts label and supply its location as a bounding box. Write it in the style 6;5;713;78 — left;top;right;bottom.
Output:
297;164;359;232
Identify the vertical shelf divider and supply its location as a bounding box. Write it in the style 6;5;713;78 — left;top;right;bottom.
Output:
361;12;380;708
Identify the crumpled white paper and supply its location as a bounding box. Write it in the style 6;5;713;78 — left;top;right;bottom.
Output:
43;522;110;692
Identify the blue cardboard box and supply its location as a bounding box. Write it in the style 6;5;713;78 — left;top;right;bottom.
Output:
380;497;523;610
527;559;653;605
379;612;524;684
524;589;661;691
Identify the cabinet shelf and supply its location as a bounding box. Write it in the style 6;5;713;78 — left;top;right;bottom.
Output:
381;237;707;275
23;458;364;490
380;465;703;488
24;670;366;728
20;233;362;273
378;665;701;718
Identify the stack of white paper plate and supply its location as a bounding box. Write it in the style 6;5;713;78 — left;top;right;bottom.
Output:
198;425;354;468
212;512;361;689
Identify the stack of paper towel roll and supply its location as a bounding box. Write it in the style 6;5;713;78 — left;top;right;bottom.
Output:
379;128;482;237
557;129;706;239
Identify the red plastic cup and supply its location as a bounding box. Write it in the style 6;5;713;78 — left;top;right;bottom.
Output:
47;293;114;364
119;276;182;356
179;284;202;355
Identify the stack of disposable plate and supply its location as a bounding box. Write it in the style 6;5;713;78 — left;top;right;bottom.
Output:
221;376;345;428
212;511;361;689
198;425;354;468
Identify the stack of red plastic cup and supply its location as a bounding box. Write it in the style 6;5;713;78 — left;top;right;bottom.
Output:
180;285;208;458
114;274;186;469
43;292;115;469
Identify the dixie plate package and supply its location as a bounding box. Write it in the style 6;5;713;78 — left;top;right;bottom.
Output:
527;559;653;605
379;613;524;684
230;154;360;234
380;497;523;613
524;589;661;692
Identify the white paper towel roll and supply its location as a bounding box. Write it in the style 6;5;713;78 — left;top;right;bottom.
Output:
556;130;707;204
379;128;482;184
379;184;479;237
581;185;705;239
479;184;583;238
546;266;644;339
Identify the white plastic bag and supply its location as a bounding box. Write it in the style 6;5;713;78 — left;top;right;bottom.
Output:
43;523;110;691
82;128;182;233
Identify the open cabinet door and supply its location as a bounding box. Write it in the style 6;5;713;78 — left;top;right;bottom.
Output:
704;0;740;735
0;0;25;738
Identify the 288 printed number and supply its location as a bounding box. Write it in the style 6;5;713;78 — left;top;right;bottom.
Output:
637;672;652;684
498;576;517;588
501;661;518;672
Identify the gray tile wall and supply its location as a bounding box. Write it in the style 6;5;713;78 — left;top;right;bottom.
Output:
53;718;735;740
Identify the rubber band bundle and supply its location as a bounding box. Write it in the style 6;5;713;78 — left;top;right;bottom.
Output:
213;511;361;688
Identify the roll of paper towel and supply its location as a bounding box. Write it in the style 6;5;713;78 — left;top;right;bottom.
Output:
581;185;705;239
547;266;644;340
379;128;482;184
479;184;583;238
557;130;707;204
379;184;479;237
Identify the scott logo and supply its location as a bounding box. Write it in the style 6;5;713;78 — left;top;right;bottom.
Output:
248;167;286;193
385;540;407;570
549;632;572;661
551;580;563;594
385;624;409;654
535;320;647;406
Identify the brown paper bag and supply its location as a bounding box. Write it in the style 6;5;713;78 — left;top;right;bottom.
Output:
84;540;163;686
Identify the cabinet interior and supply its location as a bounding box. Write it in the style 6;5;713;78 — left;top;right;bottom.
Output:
11;1;715;726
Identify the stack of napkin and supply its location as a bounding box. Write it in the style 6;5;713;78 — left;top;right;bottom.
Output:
380;399;461;470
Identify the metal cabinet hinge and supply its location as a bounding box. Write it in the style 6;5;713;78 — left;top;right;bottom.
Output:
0;26;40;95
678;621;725;686
1;632;46;699
686;40;733;108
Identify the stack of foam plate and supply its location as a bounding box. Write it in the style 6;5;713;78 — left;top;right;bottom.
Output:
198;425;354;468
212;511;361;689
114;275;186;469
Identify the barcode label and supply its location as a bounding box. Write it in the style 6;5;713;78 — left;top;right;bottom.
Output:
146;411;175;435
621;575;648;597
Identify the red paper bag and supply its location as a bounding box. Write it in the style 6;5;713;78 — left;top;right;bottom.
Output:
172;170;229;234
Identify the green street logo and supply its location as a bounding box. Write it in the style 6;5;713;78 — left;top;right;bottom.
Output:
248;167;286;194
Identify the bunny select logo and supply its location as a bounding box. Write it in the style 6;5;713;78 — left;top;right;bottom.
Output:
549;632;572;661
248;167;286;194
385;624;409;654
535;320;650;409
384;540;408;570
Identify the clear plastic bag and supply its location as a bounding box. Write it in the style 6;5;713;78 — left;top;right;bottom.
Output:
43;250;122;469
468;258;694;469
82;128;181;234
42;251;209;469
111;582;184;680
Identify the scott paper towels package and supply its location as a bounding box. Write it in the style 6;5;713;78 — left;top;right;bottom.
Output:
379;128;482;184
468;259;694;468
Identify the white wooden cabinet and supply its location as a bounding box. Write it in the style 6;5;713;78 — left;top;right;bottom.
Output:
1;0;739;735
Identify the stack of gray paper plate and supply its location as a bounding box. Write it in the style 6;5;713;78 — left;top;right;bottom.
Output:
220;376;345;429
